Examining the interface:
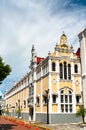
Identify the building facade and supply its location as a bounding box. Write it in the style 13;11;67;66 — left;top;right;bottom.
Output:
0;91;5;115
78;28;86;121
5;33;82;123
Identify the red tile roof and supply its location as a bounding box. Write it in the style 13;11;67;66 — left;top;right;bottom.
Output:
76;48;80;57
36;57;45;64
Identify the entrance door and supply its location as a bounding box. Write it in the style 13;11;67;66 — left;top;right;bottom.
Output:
29;108;33;120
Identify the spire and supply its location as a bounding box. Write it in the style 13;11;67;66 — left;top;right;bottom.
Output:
29;44;37;70
31;44;36;60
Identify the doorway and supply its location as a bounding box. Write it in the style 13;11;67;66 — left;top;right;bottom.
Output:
29;107;33;120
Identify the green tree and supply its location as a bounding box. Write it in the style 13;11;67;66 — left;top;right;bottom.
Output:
76;105;86;124
0;57;11;84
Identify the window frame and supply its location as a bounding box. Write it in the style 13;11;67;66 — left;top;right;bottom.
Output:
60;88;73;113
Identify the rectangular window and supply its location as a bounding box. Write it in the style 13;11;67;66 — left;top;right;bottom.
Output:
65;105;68;112
64;62;67;79
76;96;80;103
42;66;48;75
60;63;63;79
69;105;72;112
69;95;72;103
61;104;64;112
29;85;34;97
61;95;64;103
74;65;78;73
68;64;71;80
52;95;57;103
65;95;68;103
52;63;56;71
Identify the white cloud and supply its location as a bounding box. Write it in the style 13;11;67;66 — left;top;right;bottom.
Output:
0;0;86;93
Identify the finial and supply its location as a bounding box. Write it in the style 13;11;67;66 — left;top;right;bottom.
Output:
48;51;51;55
63;31;65;34
62;31;66;36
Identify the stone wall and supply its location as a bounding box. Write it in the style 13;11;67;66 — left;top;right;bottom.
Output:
36;113;82;124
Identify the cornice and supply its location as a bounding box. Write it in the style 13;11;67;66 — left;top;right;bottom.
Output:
55;47;74;53
78;28;86;40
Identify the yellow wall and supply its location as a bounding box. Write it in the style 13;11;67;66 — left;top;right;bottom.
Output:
59;81;72;90
42;76;48;112
42;105;47;112
51;74;58;93
58;52;71;57
5;86;29;113
36;81;41;112
42;76;48;93
52;104;58;112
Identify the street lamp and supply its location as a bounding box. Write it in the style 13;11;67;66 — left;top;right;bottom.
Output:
45;89;49;124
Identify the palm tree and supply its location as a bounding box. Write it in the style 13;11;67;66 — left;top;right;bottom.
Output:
76;105;86;124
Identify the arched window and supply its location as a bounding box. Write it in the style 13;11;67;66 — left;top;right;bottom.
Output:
68;64;71;79
64;62;67;79
52;62;56;71
59;62;71;80
59;63;63;79
60;88;73;113
74;64;78;73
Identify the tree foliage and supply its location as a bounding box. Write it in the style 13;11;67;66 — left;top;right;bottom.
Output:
0;57;11;84
76;105;86;124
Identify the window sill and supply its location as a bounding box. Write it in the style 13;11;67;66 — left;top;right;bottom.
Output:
59;79;72;82
52;103;57;105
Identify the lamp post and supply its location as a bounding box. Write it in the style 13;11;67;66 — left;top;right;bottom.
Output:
45;89;49;124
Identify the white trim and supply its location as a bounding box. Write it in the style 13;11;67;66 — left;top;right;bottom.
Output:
56;60;59;73
33;70;36;121
41;67;42;113
72;75;76;113
49;58;51;72
48;60;52;123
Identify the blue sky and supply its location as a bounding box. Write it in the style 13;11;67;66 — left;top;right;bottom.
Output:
0;0;86;94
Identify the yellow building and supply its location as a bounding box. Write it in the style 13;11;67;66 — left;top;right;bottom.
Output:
5;33;82;123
